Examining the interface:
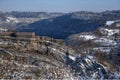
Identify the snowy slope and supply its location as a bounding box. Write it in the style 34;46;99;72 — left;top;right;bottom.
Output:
106;21;115;26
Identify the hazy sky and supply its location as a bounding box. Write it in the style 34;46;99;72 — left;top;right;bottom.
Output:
0;0;120;12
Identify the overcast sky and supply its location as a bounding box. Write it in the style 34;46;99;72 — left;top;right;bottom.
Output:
0;0;120;12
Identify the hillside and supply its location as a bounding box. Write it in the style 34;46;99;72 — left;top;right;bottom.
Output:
1;10;120;39
0;31;120;79
0;11;63;30
17;10;120;39
65;20;120;79
0;10;120;79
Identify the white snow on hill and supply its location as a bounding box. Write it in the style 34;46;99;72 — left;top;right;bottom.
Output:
93;47;111;53
79;35;96;40
0;28;8;32
105;29;119;36
99;28;119;36
106;21;115;26
6;17;20;23
94;37;117;46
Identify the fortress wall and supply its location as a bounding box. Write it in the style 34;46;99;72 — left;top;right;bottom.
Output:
0;32;13;36
15;32;35;38
0;32;35;38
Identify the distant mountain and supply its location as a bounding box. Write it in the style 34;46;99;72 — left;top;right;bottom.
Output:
17;10;120;39
0;10;120;39
0;11;64;30
9;11;64;18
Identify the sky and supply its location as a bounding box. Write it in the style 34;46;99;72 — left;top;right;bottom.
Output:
0;0;120;12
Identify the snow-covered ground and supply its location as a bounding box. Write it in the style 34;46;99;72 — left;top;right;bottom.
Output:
18;18;40;23
6;17;20;23
6;17;40;24
105;28;119;36
94;37;117;46
99;28;119;36
0;28;8;32
79;34;96;40
93;47;111;53
106;21;115;26
116;23;120;27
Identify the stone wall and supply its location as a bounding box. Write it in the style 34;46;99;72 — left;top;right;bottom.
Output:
0;32;35;38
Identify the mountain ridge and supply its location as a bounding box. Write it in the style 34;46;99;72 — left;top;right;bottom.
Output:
16;10;120;39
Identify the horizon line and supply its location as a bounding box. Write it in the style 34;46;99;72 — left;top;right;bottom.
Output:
0;9;120;13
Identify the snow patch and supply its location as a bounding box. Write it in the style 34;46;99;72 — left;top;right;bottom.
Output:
79;35;96;40
116;23;120;27
69;55;76;61
94;38;117;46
106;21;115;26
105;28;119;36
6;17;20;23
93;47;111;53
99;28;119;36
0;28;8;32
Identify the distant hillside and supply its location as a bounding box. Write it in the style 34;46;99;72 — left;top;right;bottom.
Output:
17;10;120;39
0;10;120;39
65;20;120;52
0;11;63;30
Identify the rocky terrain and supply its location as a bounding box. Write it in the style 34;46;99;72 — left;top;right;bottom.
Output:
66;20;120;52
66;20;120;79
0;28;120;79
0;34;76;79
